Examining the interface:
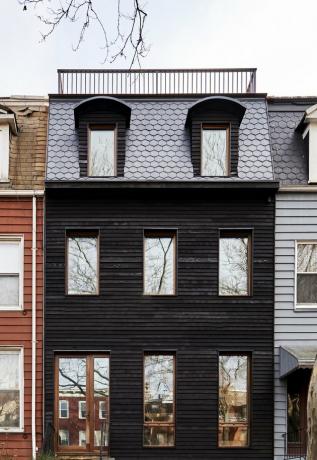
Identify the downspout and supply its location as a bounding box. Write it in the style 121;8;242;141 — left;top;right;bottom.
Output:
32;194;37;459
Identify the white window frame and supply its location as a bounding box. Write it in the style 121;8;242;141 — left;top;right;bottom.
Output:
78;400;86;419
0;124;10;182
0;235;24;310
59;400;69;419
0;347;24;432
295;240;317;310
59;429;69;446
99;400;106;419
79;429;86;446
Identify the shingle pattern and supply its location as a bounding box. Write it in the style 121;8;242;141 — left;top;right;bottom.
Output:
47;98;273;181
268;111;307;184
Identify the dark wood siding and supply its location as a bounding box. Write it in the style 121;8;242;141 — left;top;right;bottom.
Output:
191;111;240;176
45;187;274;460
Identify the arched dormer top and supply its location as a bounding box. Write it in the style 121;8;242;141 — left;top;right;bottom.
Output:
74;96;131;128
185;96;246;127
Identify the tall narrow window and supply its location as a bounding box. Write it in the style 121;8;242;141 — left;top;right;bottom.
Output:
219;354;250;447
0;349;23;431
67;231;99;295
219;231;251;296
59;400;69;419
88;126;116;177
144;231;176;295
201;125;229;176
0;124;10;181
296;242;317;307
0;236;23;310
143;354;175;447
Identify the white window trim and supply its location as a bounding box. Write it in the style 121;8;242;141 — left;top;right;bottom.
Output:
59;400;69;419
99;400;106;419
0;235;24;311
79;400;86;419
59;429;69;446
79;429;86;446
0;347;24;432
295;240;317;310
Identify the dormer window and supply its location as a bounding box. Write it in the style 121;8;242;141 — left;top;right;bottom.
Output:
88;125;116;177
201;125;230;176
0;105;18;182
297;103;317;183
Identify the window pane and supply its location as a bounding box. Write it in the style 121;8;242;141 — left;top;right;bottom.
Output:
143;426;175;447
219;236;249;296
59;400;68;418
202;128;228;176
67;236;98;295
0;351;20;428
0;241;20;273
79;400;86;419
219;355;249;447
94;357;109;447
89;129;115;177
297;244;317;273
0;275;19;307
297;274;317;304
144;235;175;295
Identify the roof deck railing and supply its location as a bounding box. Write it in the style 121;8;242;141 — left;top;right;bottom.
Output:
57;68;257;96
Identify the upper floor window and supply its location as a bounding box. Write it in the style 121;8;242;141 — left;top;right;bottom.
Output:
0;348;23;432
88;125;116;177
66;231;99;295
0;236;23;310
296;241;317;307
201;125;229;176
219;231;252;296
59;400;69;419
143;231;176;295
0;124;10;181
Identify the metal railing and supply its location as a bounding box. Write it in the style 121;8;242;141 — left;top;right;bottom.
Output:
283;430;307;460
58;68;257;95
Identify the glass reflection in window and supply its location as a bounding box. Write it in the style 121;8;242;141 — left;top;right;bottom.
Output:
202;127;229;176
297;243;317;305
0;350;21;429
89;127;115;177
67;233;98;295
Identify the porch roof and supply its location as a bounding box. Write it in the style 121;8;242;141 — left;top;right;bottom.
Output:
279;346;317;378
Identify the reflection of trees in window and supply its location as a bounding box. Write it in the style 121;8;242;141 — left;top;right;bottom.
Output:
67;235;98;295
144;234;175;295
89;129;115;177
202;128;228;176
144;354;175;447
59;358;87;397
219;354;249;447
219;235;250;296
297;243;317;304
0;351;20;429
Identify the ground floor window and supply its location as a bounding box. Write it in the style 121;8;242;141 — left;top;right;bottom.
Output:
0;348;23;431
56;354;109;451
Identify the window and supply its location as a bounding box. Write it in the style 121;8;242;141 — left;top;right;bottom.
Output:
219;231;251;296
59;429;69;446
59;400;69;419
144;231;176;295
66;231;99;295
0;236;23;310
88;126;116;177
143;354;175;447
201;125;229;176
0;124;10;181
218;354;250;448
99;400;106;419
296;242;317;307
79;400;86;419
0;349;23;431
79;430;86;446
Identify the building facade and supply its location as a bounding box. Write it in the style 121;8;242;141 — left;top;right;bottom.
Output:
0;97;47;459
269;97;317;460
44;69;276;459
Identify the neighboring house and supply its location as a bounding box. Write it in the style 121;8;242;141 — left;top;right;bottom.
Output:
268;97;317;460
0;97;47;459
44;68;276;459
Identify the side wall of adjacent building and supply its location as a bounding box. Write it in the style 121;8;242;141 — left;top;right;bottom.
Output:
275;192;317;459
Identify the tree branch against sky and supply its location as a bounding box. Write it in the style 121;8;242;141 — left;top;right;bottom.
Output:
19;0;149;67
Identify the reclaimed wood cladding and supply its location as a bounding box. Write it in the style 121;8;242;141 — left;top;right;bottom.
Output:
45;188;274;460
190;109;240;176
78;110;127;177
0;198;43;460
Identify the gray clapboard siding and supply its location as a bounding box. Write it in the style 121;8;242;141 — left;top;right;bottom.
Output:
275;192;317;460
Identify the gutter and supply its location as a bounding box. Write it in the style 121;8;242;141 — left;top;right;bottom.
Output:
279;185;317;193
0;190;44;197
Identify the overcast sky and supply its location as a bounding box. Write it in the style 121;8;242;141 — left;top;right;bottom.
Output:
1;0;316;97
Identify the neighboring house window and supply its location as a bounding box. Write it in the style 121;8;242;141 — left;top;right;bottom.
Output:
143;231;176;295
79;430;86;446
66;231;99;295
59;429;69;446
0;124;10;181
201;125;229;176
219;231;251;296
0;349;23;432
59;400;69;419
99;400;107;419
296;242;317;307
79;400;86;419
0;236;23;310
218;354;250;448
88;125;116;177
143;354;175;447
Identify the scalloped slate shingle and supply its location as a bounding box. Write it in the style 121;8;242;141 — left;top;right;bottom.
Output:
46;97;273;181
268;110;308;185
